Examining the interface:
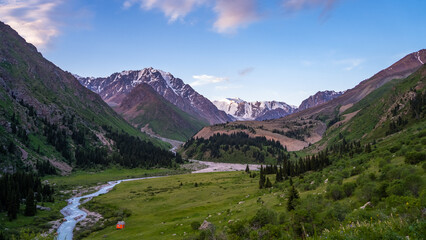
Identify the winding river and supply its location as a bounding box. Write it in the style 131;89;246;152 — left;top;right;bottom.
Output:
56;155;260;239
56;177;158;240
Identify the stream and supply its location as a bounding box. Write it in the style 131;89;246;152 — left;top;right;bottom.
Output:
56;177;158;240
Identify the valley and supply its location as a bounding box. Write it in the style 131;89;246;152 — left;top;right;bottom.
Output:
0;5;425;240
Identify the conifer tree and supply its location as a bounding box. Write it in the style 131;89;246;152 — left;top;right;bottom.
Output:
287;185;300;211
259;165;265;189
25;189;36;216
265;177;272;188
245;164;250;173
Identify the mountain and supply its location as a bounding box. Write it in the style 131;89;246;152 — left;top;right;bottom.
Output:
297;90;344;111
213;98;297;121
0;21;174;174
189;50;426;152
114;83;207;141
182;63;426;163
288;49;426;119
77;69;232;125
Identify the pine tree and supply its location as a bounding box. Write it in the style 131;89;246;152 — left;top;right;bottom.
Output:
7;189;18;221
25;189;36;216
287;185;300;211
245;164;250;173
265;177;272;188
259;166;265;189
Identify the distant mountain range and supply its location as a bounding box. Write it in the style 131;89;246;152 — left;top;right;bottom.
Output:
213;98;297;121
214;91;344;121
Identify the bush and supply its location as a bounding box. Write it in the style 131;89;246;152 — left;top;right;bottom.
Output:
403;175;423;197
228;220;250;239
191;221;201;230
327;184;344;201
342;182;357;197
357;182;376;202
405;152;426;164
250;208;277;228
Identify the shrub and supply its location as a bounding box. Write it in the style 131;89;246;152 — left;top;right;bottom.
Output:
357;182;376;202
228;220;250;239
403;175;423;197
342;182;357;197
250;208;277;228
327;184;344;201
386;180;406;196
405;152;426;164
191;221;201;230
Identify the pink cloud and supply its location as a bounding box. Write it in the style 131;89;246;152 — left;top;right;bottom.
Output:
213;0;260;34
0;0;62;48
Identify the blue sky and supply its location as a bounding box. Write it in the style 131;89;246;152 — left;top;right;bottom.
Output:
0;0;425;105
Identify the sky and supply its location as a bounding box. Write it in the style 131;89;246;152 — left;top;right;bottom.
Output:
0;0;425;106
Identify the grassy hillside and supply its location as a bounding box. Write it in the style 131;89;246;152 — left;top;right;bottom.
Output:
115;83;208;142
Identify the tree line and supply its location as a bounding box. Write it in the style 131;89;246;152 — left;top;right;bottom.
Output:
0;172;54;221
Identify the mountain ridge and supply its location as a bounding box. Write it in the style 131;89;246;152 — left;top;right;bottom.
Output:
77;68;232;125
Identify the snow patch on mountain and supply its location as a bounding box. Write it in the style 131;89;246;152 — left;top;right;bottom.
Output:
214;98;296;121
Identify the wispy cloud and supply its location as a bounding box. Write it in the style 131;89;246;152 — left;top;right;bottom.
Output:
0;0;62;48
124;0;260;33
282;0;338;11
333;58;364;71
239;67;255;76
191;74;228;86
123;0;206;22
213;0;260;34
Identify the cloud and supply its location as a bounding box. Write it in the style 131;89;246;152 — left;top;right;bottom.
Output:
333;58;364;71
239;67;254;76
123;0;206;22
191;74;228;86
124;0;260;33
0;0;62;48
213;0;260;33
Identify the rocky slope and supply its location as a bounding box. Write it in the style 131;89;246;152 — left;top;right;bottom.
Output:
213;98;297;121
77;69;232;125
297;90;344;111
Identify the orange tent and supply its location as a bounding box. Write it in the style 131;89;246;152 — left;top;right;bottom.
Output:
116;221;125;229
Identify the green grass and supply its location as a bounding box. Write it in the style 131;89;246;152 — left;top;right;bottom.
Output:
81;171;283;240
44;167;187;189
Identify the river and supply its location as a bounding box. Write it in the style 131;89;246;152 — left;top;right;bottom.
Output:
56;177;158;240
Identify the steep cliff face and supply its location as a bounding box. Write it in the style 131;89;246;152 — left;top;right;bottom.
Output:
77;68;232;124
